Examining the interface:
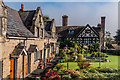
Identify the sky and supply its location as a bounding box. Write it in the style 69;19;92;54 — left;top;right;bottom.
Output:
4;1;118;38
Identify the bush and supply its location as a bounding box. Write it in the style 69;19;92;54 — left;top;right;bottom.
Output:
88;68;98;73
91;52;108;58
77;60;91;69
71;73;80;79
41;70;61;80
54;64;64;71
64;53;70;61
77;54;83;61
97;68;118;73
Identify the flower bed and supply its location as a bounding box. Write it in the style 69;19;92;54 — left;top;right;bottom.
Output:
41;70;61;80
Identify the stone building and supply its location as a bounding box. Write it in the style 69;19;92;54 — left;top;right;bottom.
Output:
0;2;59;79
56;15;106;49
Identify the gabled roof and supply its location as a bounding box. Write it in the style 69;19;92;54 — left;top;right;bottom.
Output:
6;7;36;38
56;26;85;38
56;25;101;38
19;10;36;30
11;45;27;58
76;24;100;37
28;45;38;53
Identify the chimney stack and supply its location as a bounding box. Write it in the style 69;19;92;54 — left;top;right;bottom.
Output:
101;16;106;49
101;16;106;33
19;4;25;11
62;15;68;26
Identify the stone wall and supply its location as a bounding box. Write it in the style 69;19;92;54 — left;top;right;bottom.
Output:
1;38;57;78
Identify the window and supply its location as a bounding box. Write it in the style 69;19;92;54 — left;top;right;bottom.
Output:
51;44;54;53
39;15;41;23
0;61;2;79
0;18;2;36
37;51;40;60
40;28;43;38
47;49;50;58
34;52;37;62
85;30;91;33
37;27;39;37
40;50;42;59
56;47;59;53
68;30;74;34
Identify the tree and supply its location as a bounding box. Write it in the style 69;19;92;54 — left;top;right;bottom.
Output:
114;29;120;45
43;16;50;21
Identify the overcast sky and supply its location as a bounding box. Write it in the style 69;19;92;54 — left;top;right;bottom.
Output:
4;1;118;38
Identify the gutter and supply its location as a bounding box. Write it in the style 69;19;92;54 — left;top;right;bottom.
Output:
7;36;37;40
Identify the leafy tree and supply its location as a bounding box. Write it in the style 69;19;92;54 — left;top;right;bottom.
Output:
43;16;50;21
114;29;120;45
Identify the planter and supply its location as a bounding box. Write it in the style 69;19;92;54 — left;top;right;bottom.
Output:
47;59;49;62
40;65;44;69
40;59;43;62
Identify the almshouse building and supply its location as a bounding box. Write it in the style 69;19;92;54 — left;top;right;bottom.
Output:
0;2;59;79
56;15;106;49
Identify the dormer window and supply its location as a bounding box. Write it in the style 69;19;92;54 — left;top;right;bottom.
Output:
68;30;74;34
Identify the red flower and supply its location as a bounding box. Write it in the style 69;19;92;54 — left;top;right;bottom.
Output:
41;77;47;80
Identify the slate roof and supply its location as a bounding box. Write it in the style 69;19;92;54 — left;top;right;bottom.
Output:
44;21;52;31
28;45;37;53
19;10;36;30
56;26;84;38
6;7;36;38
11;45;25;57
44;30;52;38
56;26;101;38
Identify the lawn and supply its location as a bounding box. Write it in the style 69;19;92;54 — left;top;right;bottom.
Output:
90;55;120;69
60;55;120;70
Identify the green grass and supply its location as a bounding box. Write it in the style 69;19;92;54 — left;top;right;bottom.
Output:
59;55;120;70
90;55;120;69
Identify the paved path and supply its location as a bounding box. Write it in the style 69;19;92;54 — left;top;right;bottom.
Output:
26;56;61;78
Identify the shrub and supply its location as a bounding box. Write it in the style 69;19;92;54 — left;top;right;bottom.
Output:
97;68;118;73
91;52;108;58
71;73;80;79
77;60;91;69
64;53;70;61
88;68;98;73
77;54;83;61
41;70;61;80
54;64;64;71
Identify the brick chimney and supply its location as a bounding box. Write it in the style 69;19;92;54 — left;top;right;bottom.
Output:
101;16;106;49
19;4;25;11
62;15;68;26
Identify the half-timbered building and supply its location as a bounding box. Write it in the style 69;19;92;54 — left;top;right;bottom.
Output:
56;15;105;49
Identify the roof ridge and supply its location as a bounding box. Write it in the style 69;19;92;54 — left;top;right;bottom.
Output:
6;6;18;11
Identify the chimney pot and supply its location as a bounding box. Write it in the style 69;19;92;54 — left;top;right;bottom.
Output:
21;4;24;9
19;4;25;11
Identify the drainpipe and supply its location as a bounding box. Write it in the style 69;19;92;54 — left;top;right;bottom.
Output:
22;38;27;79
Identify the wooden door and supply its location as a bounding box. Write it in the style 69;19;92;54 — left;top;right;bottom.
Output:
10;59;14;79
26;54;31;75
26;55;29;75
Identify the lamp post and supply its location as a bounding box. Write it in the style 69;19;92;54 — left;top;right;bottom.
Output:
99;27;102;68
